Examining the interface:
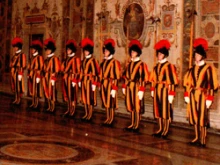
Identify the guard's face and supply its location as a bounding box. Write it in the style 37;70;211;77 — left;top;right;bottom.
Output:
157;52;165;61
67;48;72;55
84;50;90;56
131;50;138;59
31;48;37;54
195;53;203;62
104;49;110;57
13;46;19;52
45;49;52;55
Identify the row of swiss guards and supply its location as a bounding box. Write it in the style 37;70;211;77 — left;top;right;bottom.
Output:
10;37;217;147
11;37;61;112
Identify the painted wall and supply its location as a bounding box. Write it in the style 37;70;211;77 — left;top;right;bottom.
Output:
93;0;220;129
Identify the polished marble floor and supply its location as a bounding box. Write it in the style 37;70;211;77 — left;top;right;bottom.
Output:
0;93;219;165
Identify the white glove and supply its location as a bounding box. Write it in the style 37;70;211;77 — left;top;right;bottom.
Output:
111;90;116;98
78;82;81;88
18;75;22;81
184;97;190;104
72;82;76;87
36;77;40;83
92;84;96;91
51;80;55;86
151;91;154;97
137;91;144;100
206;100;212;109
122;88;126;95
168;95;174;104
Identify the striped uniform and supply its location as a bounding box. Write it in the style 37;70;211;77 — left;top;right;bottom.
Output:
61;56;81;102
28;55;44;98
183;63;218;127
42;56;61;101
124;60;149;113
99;58;121;109
80;56;99;106
10;52;26;94
150;61;178;120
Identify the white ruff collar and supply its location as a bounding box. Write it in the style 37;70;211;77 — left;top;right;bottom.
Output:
47;53;54;58
131;57;140;62
16;50;21;54
68;53;75;57
159;58;167;64
196;60;205;66
33;52;38;57
105;54;113;60
85;54;92;59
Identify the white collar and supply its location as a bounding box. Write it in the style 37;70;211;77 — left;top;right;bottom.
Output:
105;54;113;60
16;50;21;54
131;57;140;62
85;54;92;59
159;58;167;64
33;52;38;57
195;60;205;66
47;53;54;58
68;53;75;57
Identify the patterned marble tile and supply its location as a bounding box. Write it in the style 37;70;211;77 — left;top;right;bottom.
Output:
0;93;219;165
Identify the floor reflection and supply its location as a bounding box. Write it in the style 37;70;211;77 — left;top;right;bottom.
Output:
0;93;219;165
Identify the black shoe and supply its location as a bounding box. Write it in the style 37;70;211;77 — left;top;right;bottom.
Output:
107;123;114;128
123;127;133;132
200;144;206;148
161;134;168;139
152;132;162;138
29;104;34;108
132;128;139;133
85;118;92;123
189;140;200;146
100;123;106;126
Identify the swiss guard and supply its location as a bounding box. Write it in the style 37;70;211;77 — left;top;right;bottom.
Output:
61;39;81;117
99;39;121;126
150;39;178;139
183;38;218;147
122;39;149;132
10;37;26;105
80;38;100;121
42;38;61;112
28;40;44;109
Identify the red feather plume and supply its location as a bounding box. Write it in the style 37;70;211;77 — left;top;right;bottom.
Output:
66;39;77;47
31;40;43;48
80;38;94;48
193;38;208;50
129;39;142;49
44;38;56;46
104;39;115;47
12;37;23;46
154;39;171;50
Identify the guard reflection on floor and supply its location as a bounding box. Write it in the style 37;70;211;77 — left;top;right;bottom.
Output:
0;94;219;165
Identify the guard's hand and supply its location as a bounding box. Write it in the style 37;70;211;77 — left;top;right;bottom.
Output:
151;91;154;97
92;84;96;91
36;77;40;83
184;96;190;104
168;95;174;104
72;82;76;87
78;82;81;88
111;90;116;98
122;88;126;95
18;74;22;81
206;100;212;109
51;80;55;86
137;91;144;100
